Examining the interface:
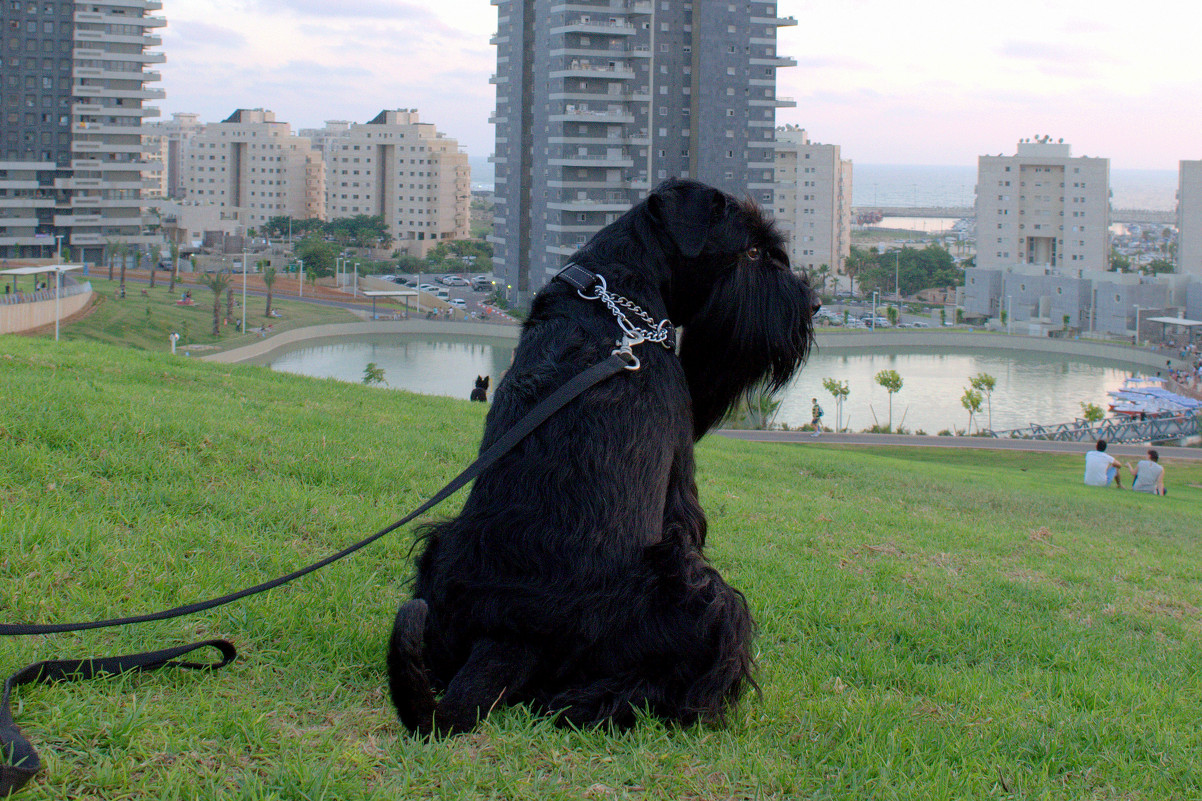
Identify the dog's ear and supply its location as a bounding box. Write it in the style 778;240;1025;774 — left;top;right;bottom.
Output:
647;180;727;258
483;376;490;387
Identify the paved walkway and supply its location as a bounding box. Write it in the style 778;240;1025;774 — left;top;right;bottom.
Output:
719;430;1202;461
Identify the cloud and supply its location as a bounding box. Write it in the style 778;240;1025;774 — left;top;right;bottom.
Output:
164;20;249;50
254;0;436;20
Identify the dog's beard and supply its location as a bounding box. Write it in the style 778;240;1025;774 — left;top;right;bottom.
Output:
678;264;814;438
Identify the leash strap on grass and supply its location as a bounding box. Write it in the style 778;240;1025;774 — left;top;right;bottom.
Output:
0;353;629;796
0;353;631;638
0;640;236;797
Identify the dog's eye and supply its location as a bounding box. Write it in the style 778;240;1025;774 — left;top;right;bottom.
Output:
746;247;760;261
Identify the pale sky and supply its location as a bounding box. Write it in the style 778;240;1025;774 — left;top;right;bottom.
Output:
158;0;1202;171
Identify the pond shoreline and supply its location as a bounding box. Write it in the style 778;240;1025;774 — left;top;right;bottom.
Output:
206;321;1185;374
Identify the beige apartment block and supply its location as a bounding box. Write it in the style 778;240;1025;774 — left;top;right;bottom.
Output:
182;109;325;229
325;110;470;257
774;125;852;284
1177;160;1202;279
143;112;203;199
976;139;1110;272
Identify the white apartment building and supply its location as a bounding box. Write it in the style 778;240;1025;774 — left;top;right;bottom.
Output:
1177;160;1202;279
975;138;1110;272
324;110;470;256
182;109;325;229
143;111;203;199
774;125;852;281
0;0;165;261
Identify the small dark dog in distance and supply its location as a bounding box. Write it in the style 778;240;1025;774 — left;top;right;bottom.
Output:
389;178;818;734
469;375;489;403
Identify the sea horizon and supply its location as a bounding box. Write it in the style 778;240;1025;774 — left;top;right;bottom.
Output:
468;159;1179;212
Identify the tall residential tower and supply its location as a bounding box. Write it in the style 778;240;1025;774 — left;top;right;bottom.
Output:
975;139;1110;272
489;0;796;305
0;0;165;261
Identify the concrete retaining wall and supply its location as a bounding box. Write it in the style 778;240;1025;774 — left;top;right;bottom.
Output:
0;284;92;335
207;321;1184;373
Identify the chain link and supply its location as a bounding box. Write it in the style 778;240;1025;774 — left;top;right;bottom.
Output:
578;274;674;350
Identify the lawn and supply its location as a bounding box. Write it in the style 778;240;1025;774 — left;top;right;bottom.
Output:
40;275;359;353
2;336;1201;800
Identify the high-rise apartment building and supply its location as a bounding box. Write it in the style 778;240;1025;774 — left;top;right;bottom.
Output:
489;0;796;305
181;109;325;228
324;110;470;256
975;139;1110;272
0;0;165;261
774;125;852;281
143;111;202;198
1177;160;1202;279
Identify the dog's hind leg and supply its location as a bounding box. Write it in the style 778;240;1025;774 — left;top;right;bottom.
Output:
434;638;539;735
387;599;438;734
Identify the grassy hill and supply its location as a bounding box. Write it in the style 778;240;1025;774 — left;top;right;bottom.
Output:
2;336;1201;800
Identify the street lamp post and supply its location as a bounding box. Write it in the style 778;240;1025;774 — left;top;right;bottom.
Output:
297;259;304;297
54;234;63;263
54;266;61;341
872;290;879;331
1134;304;1142;346
241;248;247;334
354;262;359;296
895;250;900;301
1007;295;1012;336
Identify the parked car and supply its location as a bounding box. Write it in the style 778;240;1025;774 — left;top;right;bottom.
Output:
417;283;439;293
909;321;930;328
471;277;495;292
441;275;470;286
435;288;450;300
448;297;466;309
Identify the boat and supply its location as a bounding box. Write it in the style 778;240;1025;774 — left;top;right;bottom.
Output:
1106;376;1202;417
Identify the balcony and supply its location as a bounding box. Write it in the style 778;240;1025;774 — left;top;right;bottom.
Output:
549;109;635;124
551;19;637;36
551;62;635;80
548;154;634;168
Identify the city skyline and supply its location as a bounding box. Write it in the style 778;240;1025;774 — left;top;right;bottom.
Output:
159;0;1200;172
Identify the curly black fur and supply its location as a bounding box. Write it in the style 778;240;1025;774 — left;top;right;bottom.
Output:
388;179;817;734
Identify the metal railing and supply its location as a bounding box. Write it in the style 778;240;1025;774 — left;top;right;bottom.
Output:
991;413;1200;444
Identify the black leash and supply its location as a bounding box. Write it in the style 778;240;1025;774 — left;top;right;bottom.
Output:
1;343;634;795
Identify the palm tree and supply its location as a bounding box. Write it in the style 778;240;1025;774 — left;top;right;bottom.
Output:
149;244;162;288
262;265;277;317
168;242;180;293
200;271;231;336
226;286;235;327
117;242;129;290
104;238;117;280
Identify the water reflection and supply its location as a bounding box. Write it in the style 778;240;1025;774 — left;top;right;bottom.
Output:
262;336;1148;433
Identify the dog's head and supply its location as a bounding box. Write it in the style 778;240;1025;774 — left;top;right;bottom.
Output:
636;179;819;437
475;375;490;390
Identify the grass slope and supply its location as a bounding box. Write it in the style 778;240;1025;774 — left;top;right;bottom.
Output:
42;276;358;353
2;336;1201;800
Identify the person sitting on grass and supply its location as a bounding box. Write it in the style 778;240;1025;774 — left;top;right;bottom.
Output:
1127;449;1166;496
1084;438;1122;489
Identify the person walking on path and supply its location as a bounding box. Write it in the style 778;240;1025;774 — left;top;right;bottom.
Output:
810;397;824;438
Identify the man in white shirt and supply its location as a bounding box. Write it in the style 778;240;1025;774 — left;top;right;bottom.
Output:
1084;439;1122;488
1127;449;1166;495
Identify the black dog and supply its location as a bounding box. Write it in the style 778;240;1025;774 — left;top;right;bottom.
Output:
469;375;489;403
388;179;817;734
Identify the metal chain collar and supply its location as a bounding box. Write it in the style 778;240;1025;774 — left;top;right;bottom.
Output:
576;273;674;370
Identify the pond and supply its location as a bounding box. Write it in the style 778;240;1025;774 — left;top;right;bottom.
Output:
257;335;1148;434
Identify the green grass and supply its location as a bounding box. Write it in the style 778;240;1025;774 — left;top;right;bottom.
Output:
44;275;358;353
2;336;1202;800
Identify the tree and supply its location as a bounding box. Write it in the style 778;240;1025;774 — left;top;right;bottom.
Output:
968;372;997;431
1080;402;1106;423
822;377;849;432
295;237;339;277
362;362;387;386
856;245;962;296
115;241;129;288
1143;258;1174;276
104;238;117;281
168;242;180;293
262;265;276;317
226;286;235;326
885;305;899;327
1109;247;1130;272
842;246;876;294
199;271;231;336
961;387;983;434
741;386;781;430
874;369;903;431
148;243;161;289
813;263;830;295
